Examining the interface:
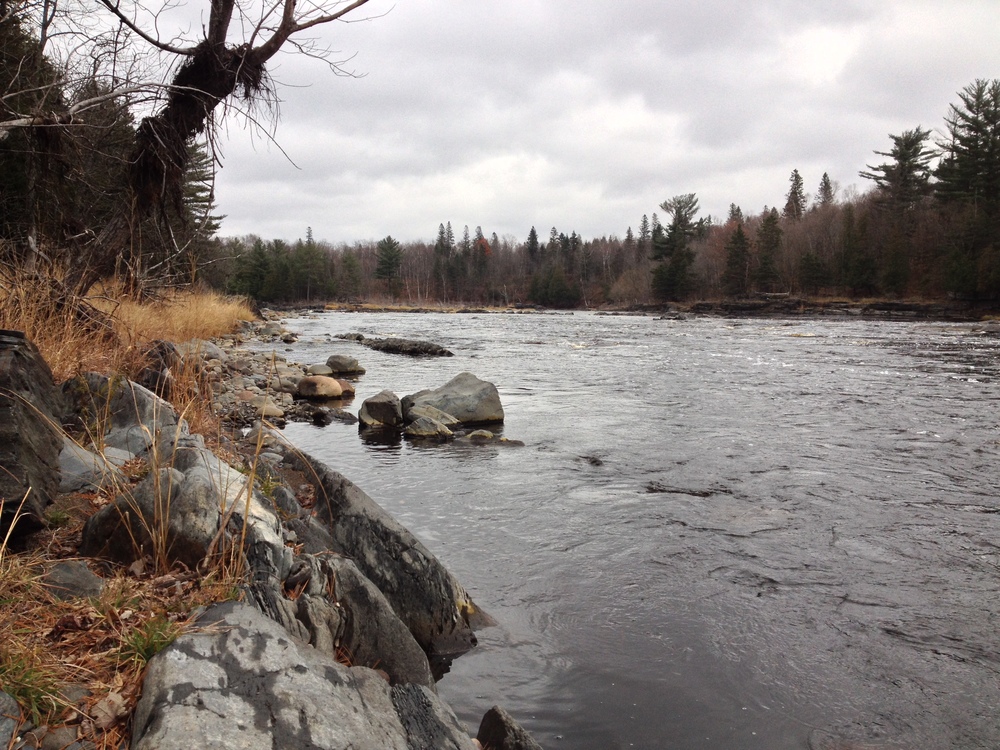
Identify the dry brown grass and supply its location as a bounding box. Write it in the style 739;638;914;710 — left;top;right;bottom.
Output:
92;283;255;346
0;270;254;383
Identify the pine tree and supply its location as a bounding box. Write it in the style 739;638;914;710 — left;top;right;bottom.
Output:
526;226;540;266
860;127;934;210
815;173;836;207
374;235;404;283
783;169;807;220
461;225;472;256
721;223;751;297
638;214;651;257
433;223;451;300
651;194;701;300
936;79;1000;214
339;249;363;300
624;227;637;263
291;229;329;300
229;237;270;299
727;204;744;223
755;208;782;292
654;194;701;259
799;251;828;295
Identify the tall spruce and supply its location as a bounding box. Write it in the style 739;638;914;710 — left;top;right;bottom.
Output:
783;169;807;220
815;173;836;207
526;226;540;266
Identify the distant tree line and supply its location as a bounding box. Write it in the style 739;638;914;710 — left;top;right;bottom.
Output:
203;79;1000;308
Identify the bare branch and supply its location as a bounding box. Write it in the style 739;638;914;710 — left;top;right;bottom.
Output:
97;0;194;56
251;0;373;64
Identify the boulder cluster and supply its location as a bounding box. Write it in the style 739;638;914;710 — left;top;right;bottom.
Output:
0;325;540;750
358;372;514;445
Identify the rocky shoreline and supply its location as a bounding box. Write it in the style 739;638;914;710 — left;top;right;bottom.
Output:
0;321;541;750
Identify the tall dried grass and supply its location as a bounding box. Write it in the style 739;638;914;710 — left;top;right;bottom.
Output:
0;270;254;382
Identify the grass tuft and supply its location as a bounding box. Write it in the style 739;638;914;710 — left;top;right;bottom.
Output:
119;616;183;668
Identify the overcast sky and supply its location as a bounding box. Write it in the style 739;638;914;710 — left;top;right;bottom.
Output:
209;0;1000;245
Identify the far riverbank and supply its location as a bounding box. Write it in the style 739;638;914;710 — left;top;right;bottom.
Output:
262;296;999;322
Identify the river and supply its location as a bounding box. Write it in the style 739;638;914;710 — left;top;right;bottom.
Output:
264;310;1000;750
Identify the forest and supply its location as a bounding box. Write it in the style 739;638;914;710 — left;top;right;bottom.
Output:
2;0;999;309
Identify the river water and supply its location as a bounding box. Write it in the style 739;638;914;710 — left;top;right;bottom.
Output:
265;310;1000;750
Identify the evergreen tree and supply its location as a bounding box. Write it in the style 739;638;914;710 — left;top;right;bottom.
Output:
860;127;934;210
261;240;293;301
936;79;1000;213
461;225;472;256
374;235;404;281
340;249;363;300
638;214;651;257
168;139;224;283
291;228;329;300
229;236;270;299
838;204;877;295
651;194;701;300
526;226;540;266
799;251;828;295
783;169;807;220
433;222;451;298
754;208;782;292
473;225;490;279
815;173;836;207
721;222;751;297
727;203;744;223
528;264;582;308
624;226;636;262
653;194;701;260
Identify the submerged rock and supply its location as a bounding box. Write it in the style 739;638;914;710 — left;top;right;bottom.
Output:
404;416;454;441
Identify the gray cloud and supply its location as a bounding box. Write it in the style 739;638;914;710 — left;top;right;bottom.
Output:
212;0;1000;243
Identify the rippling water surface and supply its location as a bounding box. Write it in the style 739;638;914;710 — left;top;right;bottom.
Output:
266;311;1000;749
